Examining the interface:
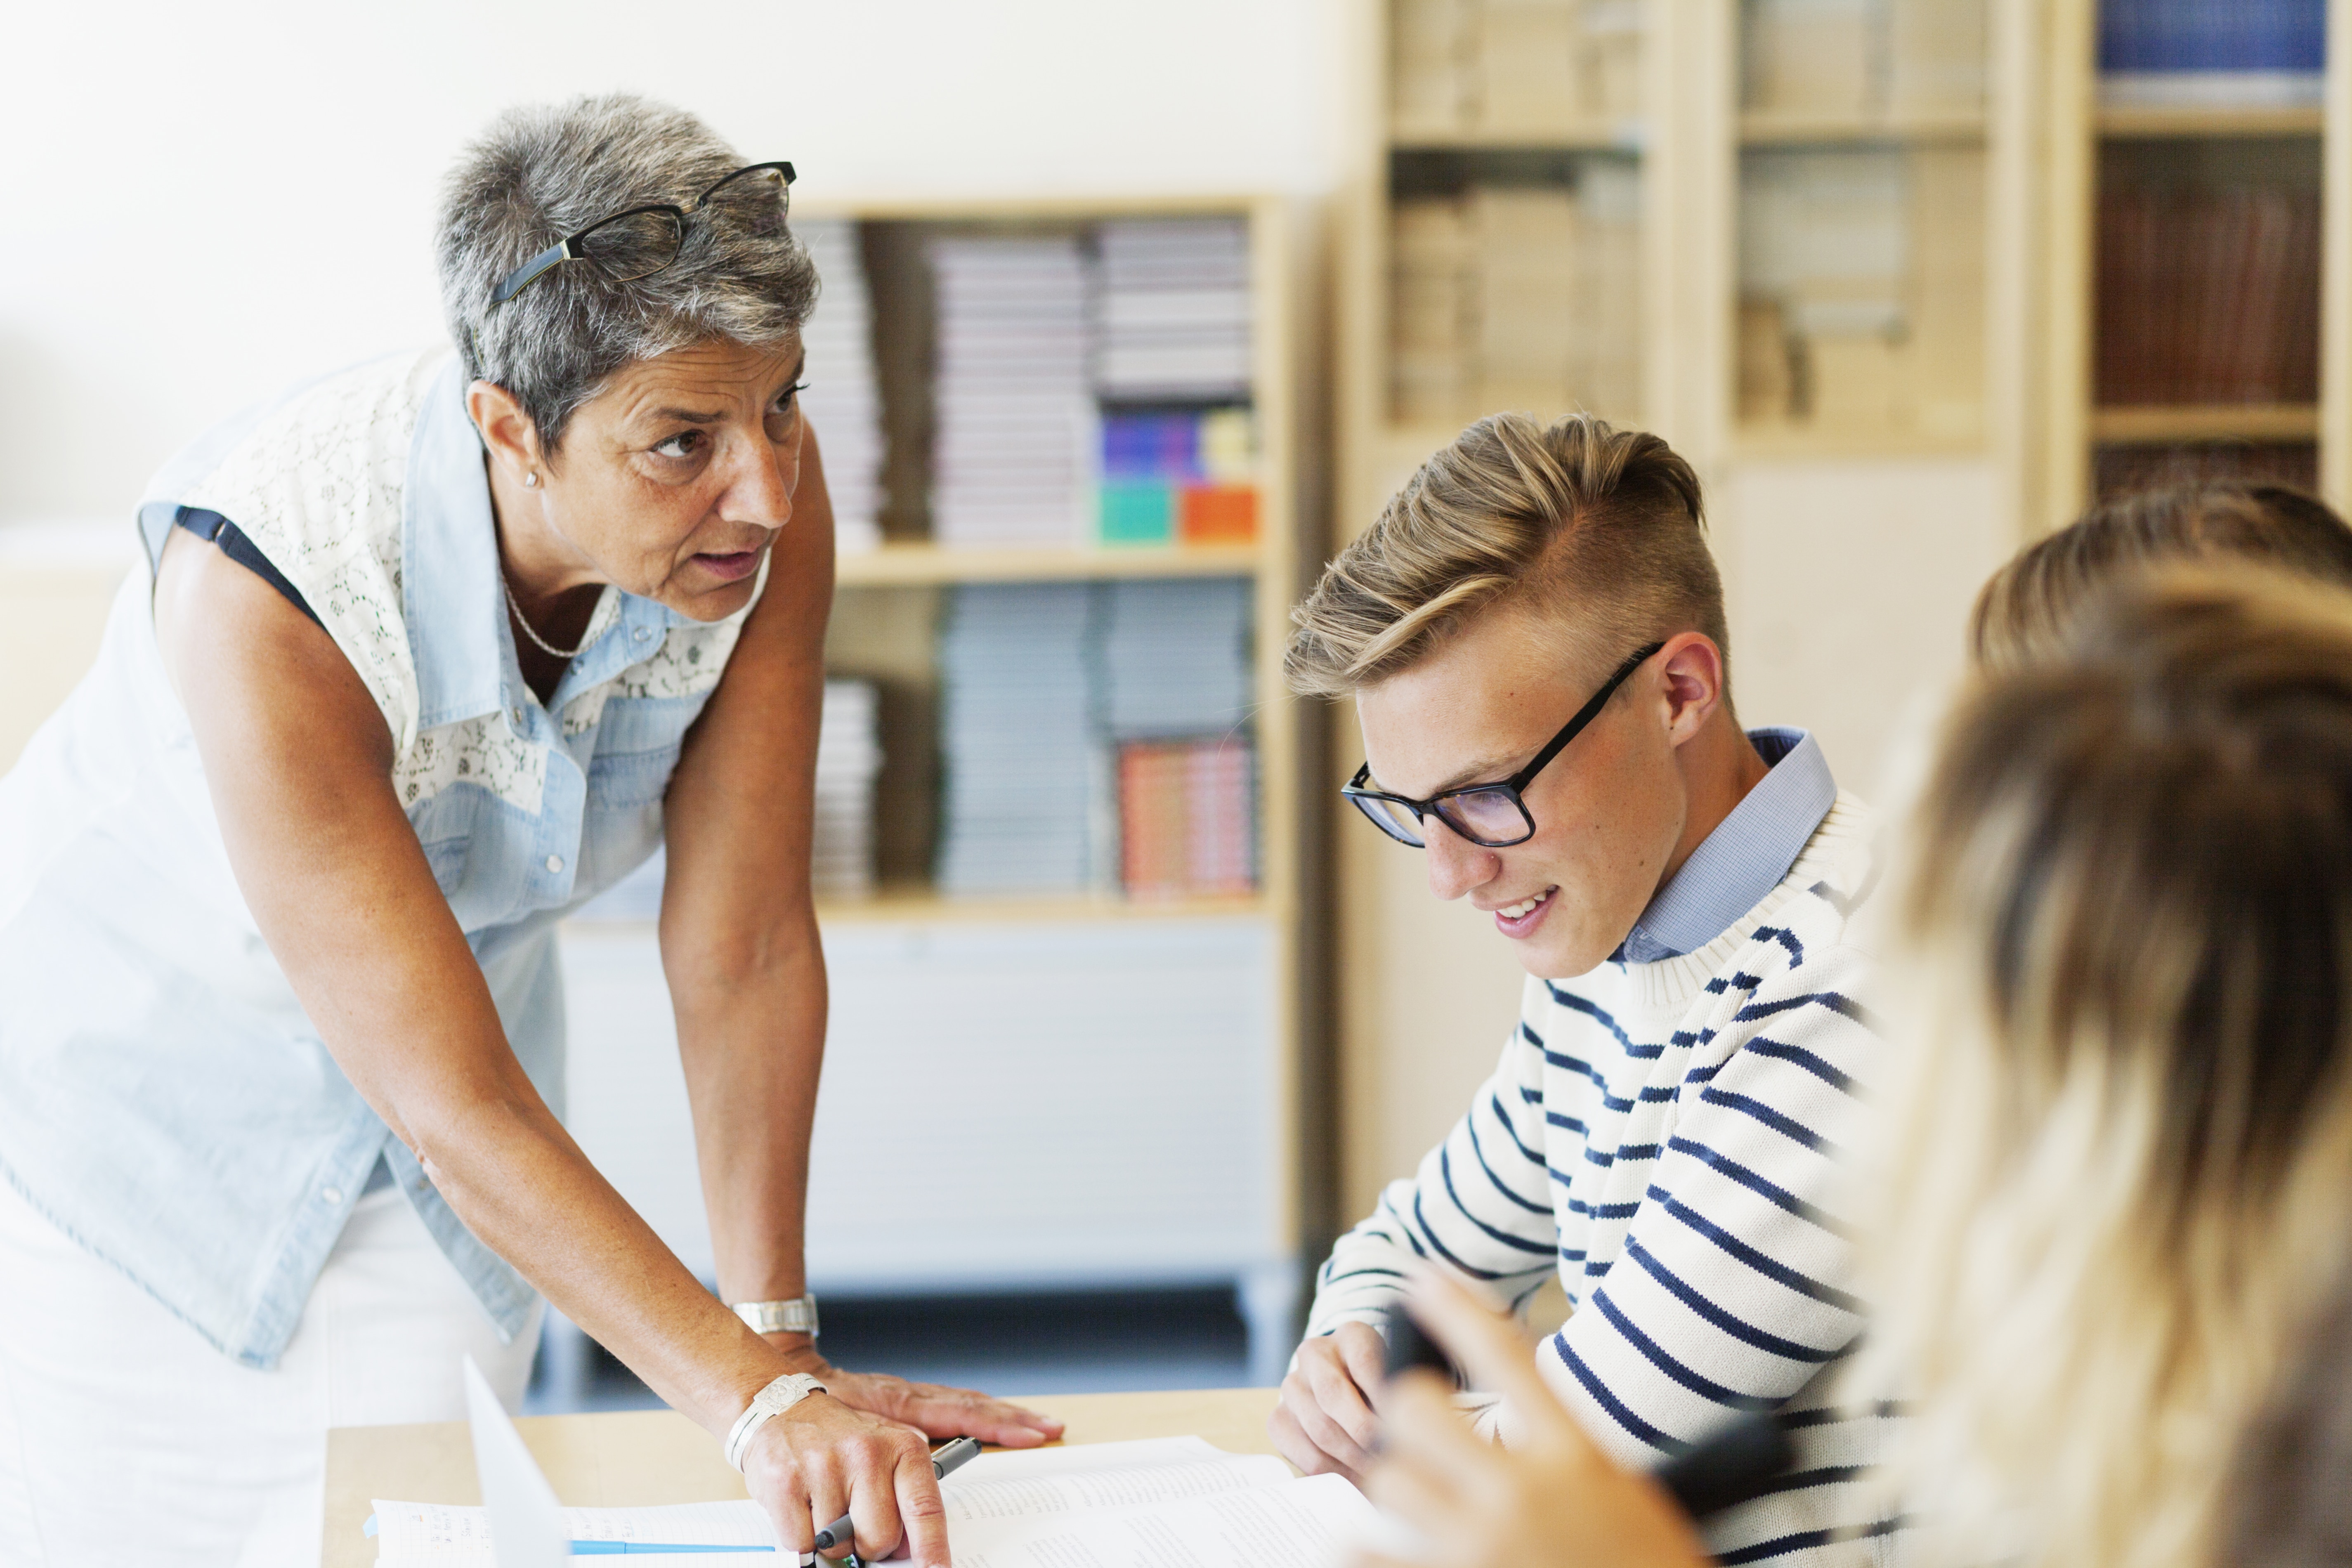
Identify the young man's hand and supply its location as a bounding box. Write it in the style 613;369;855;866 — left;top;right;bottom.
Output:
1354;1268;1710;1568
1269;1320;1389;1480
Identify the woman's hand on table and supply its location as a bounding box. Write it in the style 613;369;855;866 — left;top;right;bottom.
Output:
1354;1268;1710;1568
766;1336;1066;1447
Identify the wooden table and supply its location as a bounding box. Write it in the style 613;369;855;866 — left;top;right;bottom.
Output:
323;1387;1283;1568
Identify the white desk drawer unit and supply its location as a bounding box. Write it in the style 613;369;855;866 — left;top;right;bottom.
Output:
549;917;1301;1398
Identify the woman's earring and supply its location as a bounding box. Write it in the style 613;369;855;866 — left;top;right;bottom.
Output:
523;471;540;488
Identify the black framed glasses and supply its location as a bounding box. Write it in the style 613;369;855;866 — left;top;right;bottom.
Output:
491;161;797;307
1343;642;1665;848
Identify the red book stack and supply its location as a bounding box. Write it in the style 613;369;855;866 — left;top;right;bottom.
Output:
1118;739;1257;901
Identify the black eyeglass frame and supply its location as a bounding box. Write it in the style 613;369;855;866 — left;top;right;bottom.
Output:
490;161;797;308
1343;641;1667;848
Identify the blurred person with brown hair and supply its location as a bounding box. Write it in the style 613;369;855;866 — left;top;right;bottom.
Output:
1970;481;2352;672
1359;565;2352;1568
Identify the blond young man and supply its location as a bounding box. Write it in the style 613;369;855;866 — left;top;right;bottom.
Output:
1278;417;1891;1565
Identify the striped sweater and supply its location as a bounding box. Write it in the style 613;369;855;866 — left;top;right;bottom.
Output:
1306;793;1893;1567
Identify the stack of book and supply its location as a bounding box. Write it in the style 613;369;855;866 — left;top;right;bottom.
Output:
2094;179;2322;406
813;680;882;900
931;579;1256;899
929;236;1097;548
1105;579;1256;899
1118;740;1256;900
1391;161;1642;426
2098;0;2324;106
1391;0;1643;138
1737;144;1984;439
1098;408;1259;546
1096;219;1252;401
935;584;1107;895
1740;0;1987;119
1102;579;1253;740
794;220;887;553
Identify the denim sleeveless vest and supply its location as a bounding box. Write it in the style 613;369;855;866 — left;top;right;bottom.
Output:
0;350;763;1367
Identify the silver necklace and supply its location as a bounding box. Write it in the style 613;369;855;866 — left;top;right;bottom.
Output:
503;575;593;659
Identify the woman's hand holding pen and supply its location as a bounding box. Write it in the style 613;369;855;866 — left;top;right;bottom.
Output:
1354;1269;1710;1568
738;1391;947;1565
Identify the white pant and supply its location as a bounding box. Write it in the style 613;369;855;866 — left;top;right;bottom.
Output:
0;1176;542;1568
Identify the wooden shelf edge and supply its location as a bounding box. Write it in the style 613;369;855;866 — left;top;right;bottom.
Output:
1390;123;1645;154
2089;404;2321;444
2095;104;2326;139
815;889;1271;925
1738;109;1988;145
1728;426;1989;462
791;192;1283;222
835;542;1268;586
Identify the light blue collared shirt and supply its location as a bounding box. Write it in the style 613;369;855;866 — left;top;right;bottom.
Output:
0;353;746;1367
1618;728;1837;963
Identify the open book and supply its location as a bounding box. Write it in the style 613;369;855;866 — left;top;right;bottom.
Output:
369;1434;1379;1567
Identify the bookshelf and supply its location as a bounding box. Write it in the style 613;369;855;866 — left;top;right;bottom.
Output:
2024;0;2347;527
1729;0;1995;458
545;195;1325;1400
1330;0;2024;1226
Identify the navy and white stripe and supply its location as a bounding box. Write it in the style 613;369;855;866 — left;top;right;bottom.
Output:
1306;794;1893;1567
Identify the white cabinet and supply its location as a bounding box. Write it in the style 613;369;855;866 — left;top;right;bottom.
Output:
553;917;1301;1393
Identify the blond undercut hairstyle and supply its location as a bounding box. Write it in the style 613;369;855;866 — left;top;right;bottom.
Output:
1284;414;1726;697
1854;567;2352;1568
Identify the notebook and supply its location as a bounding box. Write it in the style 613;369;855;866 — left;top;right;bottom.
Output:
364;1362;1379;1567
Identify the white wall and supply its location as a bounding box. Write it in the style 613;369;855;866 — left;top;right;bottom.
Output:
0;0;1345;527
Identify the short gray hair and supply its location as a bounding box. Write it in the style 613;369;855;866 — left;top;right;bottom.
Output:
436;93;819;452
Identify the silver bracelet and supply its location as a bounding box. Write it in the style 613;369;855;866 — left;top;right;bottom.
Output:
732;1294;819;1337
725;1371;828;1473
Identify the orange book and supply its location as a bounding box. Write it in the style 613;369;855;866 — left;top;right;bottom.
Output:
1178;484;1259;545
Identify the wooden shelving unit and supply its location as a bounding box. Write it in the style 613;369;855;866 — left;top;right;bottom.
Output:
2022;0;2348;527
833;541;1264;587
558;194;1325;1389
1739;109;1988;145
1326;0;2028;1224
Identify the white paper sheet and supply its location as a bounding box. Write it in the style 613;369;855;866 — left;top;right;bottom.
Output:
945;1457;1291;1523
370;1498;778;1557
371;1431;1322;1567
949;1473;1379;1568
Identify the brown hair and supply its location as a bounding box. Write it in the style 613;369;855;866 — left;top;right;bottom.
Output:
1970;482;2352;673
1283;413;1724;697
1856;565;2352;1568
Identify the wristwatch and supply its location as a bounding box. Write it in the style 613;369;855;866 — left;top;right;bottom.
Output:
724;1371;828;1473
731;1294;819;1337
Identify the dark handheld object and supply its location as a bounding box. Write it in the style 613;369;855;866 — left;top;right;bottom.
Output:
813;1436;984;1555
1381;1299;1462;1387
1379;1300;1790;1522
1653;1414;1795;1521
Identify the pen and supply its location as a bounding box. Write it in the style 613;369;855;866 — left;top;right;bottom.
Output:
812;1436;984;1553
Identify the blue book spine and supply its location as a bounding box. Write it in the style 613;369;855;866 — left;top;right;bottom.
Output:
2099;0;2323;73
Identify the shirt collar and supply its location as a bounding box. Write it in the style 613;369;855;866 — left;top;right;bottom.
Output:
1617;727;1837;964
402;357;693;728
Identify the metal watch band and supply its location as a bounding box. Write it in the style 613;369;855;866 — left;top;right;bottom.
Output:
731;1294;819;1337
724;1371;827;1473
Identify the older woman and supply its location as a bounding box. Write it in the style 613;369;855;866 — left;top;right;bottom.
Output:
0;94;1056;1567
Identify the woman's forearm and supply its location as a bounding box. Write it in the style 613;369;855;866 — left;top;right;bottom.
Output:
403;1086;787;1434
668;917;829;1315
